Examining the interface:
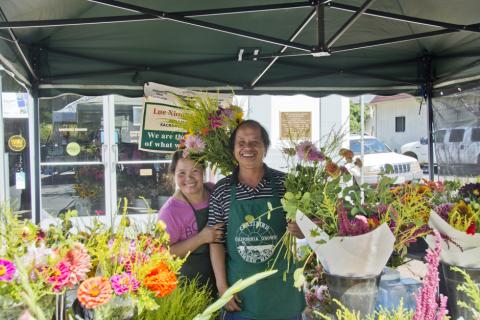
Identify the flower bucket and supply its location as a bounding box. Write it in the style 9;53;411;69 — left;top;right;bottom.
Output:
442;262;480;320
325;272;381;318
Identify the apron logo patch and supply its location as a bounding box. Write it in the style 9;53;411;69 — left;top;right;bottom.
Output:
235;221;277;263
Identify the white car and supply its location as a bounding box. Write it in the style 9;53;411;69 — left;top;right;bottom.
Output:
347;135;423;184
401;137;436;168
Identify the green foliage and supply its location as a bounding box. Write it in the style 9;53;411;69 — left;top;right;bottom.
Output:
315;300;413;320
140;278;215;320
453;266;480;318
349;102;370;134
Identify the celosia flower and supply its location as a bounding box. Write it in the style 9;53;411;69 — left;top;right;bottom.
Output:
183;135;205;156
111;273;140;295
48;260;71;292
436;203;454;221
77;277;113;309
0;259;16;281
413;230;448;320
208;115;223;129
142;262;177;298
337;203;371;236
64;243;92;287
296;141;325;162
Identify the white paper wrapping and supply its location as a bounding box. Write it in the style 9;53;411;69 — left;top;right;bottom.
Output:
426;210;480;268
296;210;395;277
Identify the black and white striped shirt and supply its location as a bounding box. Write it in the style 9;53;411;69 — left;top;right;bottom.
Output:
208;166;286;242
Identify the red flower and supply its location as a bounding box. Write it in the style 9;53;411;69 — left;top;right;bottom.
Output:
466;222;476;235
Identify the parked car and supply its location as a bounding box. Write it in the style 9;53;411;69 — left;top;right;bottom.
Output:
400;137;436;168
347;135;423;184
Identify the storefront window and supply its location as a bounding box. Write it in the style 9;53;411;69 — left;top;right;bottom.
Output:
1;71;31;219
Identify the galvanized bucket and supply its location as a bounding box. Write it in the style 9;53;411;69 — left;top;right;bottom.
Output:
442;262;480;320
325;272;381;318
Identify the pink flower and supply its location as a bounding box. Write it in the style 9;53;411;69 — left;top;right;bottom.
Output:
296;141;325;162
64;243;92;287
183;135;206;155
208;115;223;128
111;273;140;295
0;259;16;281
48;260;71;292
315;285;328;302
413;230;448;320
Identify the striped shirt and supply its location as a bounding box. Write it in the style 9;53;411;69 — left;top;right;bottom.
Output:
208;165;286;242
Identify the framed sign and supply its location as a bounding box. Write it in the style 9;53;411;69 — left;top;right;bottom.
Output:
280;112;312;140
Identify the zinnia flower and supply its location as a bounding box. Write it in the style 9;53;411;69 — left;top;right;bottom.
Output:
142;262;177;298
0;259;16;281
339;148;354;161
48;260;71;292
111;273;140;295
77;277;113;309
64;243;92;287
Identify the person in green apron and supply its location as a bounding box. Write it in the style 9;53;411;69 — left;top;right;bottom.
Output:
158;150;224;293
209;120;306;320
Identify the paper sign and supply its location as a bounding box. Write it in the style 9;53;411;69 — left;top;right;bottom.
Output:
66;142;81;156
15;171;26;190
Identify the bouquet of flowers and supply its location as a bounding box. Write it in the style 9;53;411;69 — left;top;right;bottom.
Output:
168;94;243;175
427;181;480;268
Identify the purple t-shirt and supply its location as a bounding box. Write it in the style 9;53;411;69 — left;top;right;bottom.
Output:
158;197;209;245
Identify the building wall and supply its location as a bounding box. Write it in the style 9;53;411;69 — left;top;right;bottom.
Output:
367;97;427;152
241;94;350;171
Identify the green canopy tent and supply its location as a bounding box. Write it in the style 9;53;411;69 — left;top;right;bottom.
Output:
0;0;480;218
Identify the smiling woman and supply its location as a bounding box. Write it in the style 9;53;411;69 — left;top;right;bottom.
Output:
158;150;223;294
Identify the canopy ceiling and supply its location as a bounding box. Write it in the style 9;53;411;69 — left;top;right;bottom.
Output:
0;0;479;97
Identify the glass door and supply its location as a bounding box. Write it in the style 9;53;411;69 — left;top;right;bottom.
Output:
39;96;108;226
111;95;171;222
39;95;174;228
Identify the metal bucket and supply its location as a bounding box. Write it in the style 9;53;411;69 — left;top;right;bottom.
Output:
325;272;381;318
442;262;480;320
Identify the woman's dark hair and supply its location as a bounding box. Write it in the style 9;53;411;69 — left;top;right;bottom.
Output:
228;120;270;154
168;150;205;175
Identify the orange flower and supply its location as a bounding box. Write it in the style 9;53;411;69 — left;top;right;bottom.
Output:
142;262;177;298
77;277;112;309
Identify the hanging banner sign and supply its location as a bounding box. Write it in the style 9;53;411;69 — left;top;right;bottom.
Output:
8;135;26;152
140;83;233;153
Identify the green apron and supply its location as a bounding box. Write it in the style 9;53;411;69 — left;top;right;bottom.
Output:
226;169;305;319
179;204;216;293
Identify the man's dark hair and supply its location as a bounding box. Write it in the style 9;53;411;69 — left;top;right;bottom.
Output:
228;120;270;154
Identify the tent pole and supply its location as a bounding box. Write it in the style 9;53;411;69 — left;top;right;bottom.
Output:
31;48;41;224
424;56;435;181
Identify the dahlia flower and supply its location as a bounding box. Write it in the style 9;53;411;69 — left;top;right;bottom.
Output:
64;243;92;287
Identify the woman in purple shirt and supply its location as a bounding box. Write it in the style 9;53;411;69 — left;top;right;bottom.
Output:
158;150;223;292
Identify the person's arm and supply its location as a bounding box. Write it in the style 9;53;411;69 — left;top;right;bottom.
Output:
210;243;241;311
170;223;223;258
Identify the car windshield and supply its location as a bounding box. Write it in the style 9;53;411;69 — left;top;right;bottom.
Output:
349;138;392;154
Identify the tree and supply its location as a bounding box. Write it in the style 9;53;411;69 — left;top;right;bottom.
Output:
350;101;370;134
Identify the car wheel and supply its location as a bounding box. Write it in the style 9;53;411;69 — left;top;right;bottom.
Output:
403;152;417;160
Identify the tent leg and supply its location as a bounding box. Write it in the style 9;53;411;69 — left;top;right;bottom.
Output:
424;56;435;181
31;48;41;224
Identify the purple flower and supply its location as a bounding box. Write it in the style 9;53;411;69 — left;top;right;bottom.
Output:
0;259;15;281
183;135;206;156
435;203;454;221
296;141;325;162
